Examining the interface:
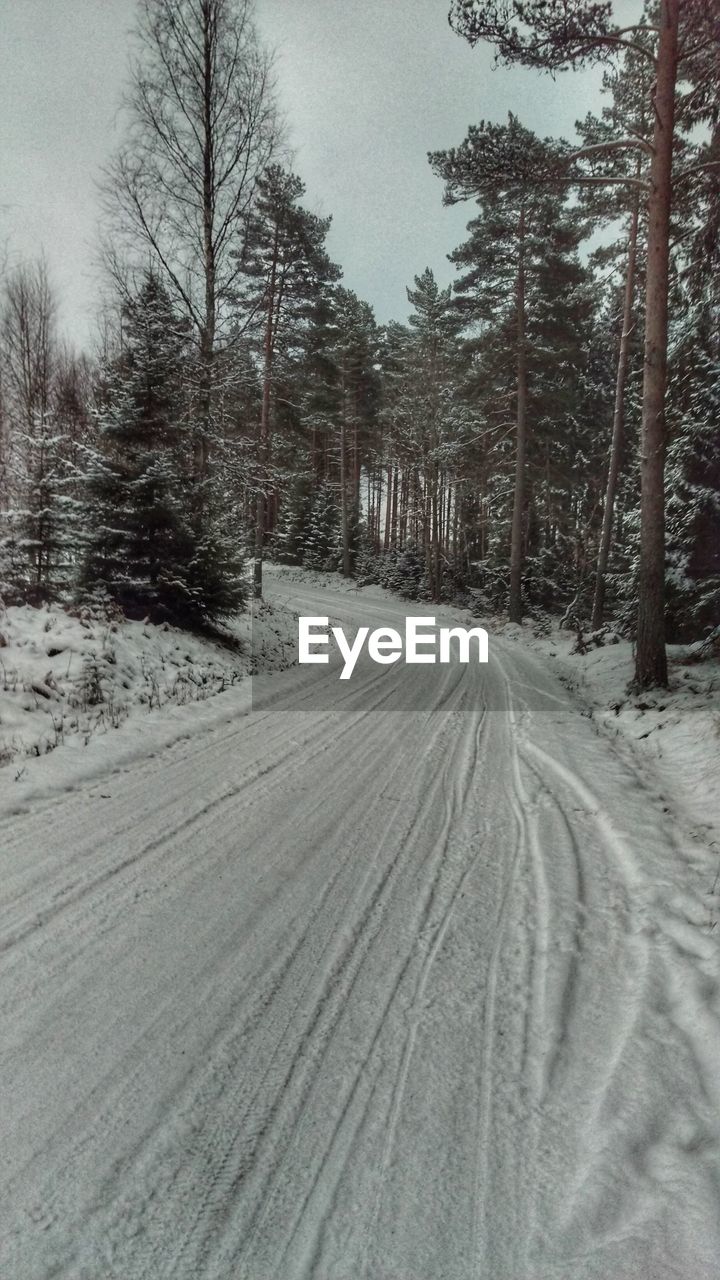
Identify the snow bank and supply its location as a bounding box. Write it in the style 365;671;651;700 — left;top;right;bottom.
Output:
0;596;298;773
498;618;720;846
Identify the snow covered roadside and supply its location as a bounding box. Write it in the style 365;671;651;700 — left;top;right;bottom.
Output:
497;619;720;849
2;567;720;1278
3;564;717;862
270;568;720;853
0;594;299;804
0;563;447;812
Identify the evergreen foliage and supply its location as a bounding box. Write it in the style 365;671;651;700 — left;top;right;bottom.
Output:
2;1;718;671
302;481;341;571
81;274;244;626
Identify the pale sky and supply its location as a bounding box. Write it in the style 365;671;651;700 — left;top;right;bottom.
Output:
0;0;605;349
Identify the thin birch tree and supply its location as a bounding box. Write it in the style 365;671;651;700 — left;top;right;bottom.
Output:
103;0;278;485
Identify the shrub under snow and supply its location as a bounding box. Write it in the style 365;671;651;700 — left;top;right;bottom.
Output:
0;598;296;767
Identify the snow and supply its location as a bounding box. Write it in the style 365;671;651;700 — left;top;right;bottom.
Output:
0;595;298;776
1;568;719;1279
498;619;720;848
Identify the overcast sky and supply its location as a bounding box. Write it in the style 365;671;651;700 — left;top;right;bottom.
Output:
1;0;605;349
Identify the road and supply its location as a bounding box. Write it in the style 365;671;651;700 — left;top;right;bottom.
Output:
1;573;719;1279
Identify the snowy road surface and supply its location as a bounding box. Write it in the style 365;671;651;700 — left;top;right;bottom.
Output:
2;574;720;1279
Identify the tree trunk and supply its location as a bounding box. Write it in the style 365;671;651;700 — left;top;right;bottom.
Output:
340;374;351;577
635;0;678;688
254;225;280;599
383;465;393;551
399;470;408;548
432;471;441;602
509;205;527;624
591;182;640;630
391;465;399;548
198;2;216;487
353;421;361;507
424;482;433;596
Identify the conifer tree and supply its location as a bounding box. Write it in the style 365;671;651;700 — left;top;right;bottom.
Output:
82;274;244;626
666;293;720;637
236;164;341;595
394;270;465;600
431;117;591;618
302;481;340;571
448;0;720;683
320;288;381;577
573;41;654;628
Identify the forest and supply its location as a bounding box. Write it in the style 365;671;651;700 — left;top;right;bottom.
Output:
1;0;718;690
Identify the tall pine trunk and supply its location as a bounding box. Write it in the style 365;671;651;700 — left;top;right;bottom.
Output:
254;227;280;599
340;373;351;577
591;183;640;630
635;0;678;687
432;469;442;602
383;465;393;550
197;2;216;490
509;205;527;624
391;465;400;548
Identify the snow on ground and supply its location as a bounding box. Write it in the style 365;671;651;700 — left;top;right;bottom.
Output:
1;568;719;1279
496;618;720;850
0;594;298;777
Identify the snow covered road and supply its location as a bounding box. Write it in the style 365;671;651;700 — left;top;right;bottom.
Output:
2;574;719;1279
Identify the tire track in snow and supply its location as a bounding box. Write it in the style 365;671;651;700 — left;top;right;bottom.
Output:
0;661;399;968
465;656;551;1280
31;692;414;1279
210;670;479;1269
5;578;718;1280
212;666;477;1279
291;699;490;1280
99;664;468;1280
491;648;658;1270
0;666;412;1273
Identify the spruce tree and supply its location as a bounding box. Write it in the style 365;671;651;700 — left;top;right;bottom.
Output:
82;274;244;627
302;481;341;571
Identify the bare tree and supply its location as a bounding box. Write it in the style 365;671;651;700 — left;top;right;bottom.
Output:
103;0;278;480
0;260;63;599
1;260;55;432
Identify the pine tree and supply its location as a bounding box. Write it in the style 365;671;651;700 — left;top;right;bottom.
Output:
573;40;654;628
448;0;720;683
270;476;312;564
236;164;341;595
320;288;381;577
82;274;244;626
432;117;592;618
302;481;341;571
665;15;720;640
666;294;720;638
393;270;465;601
